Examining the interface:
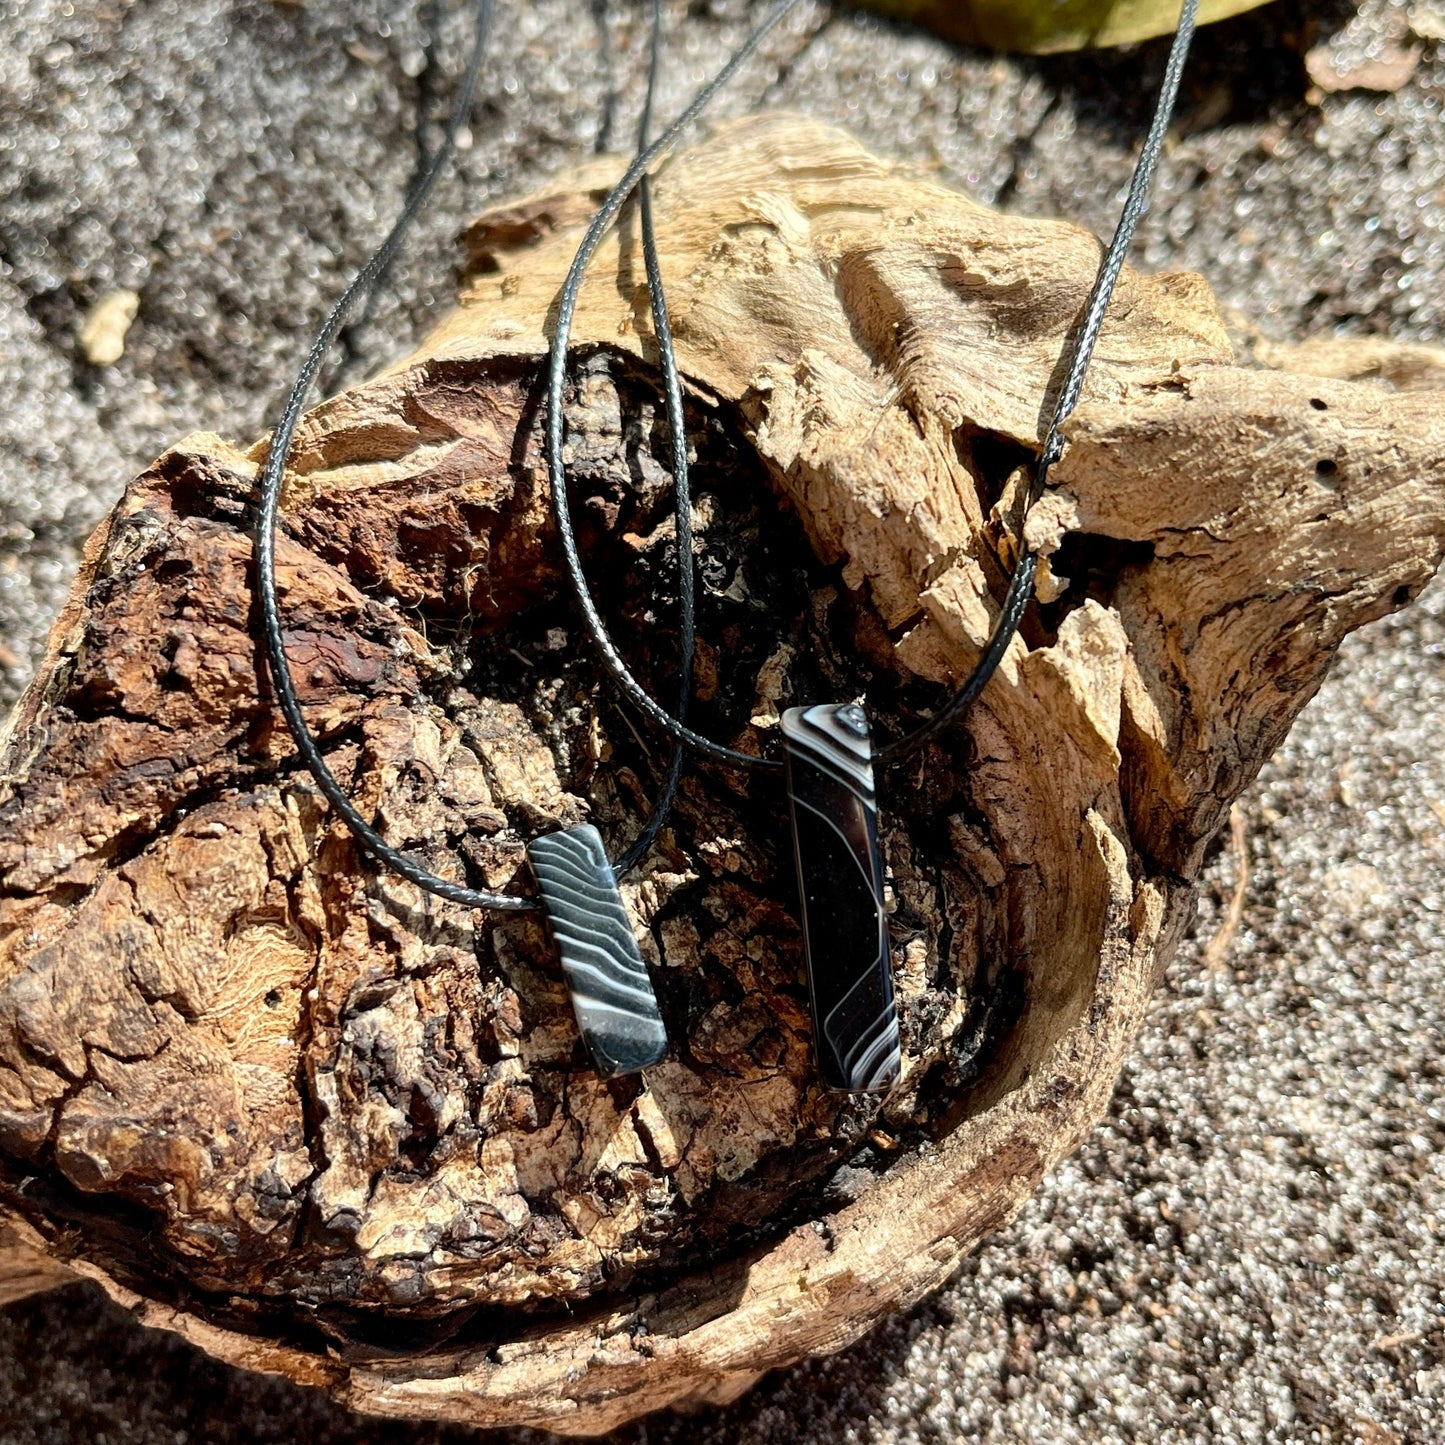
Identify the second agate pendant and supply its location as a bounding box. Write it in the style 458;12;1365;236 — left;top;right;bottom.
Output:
781;703;900;1093
527;824;667;1079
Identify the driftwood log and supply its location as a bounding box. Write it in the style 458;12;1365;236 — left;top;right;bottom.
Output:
0;114;1443;1432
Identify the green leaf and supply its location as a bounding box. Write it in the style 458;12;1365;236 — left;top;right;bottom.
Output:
852;0;1277;53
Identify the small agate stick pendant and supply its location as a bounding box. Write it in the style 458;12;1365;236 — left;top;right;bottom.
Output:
781;703;900;1093
527;824;667;1078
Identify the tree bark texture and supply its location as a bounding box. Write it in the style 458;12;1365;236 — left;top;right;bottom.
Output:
0;115;1442;1432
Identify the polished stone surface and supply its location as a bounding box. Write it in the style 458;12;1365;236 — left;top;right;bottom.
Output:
782;703;900;1093
527;824;667;1078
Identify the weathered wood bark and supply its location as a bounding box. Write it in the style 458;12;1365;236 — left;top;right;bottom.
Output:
0;114;1442;1432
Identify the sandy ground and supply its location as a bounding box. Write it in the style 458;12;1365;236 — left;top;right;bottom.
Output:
1;0;1444;1440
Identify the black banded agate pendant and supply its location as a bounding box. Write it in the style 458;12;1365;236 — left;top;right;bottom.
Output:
527;824;667;1079
781;703;900;1093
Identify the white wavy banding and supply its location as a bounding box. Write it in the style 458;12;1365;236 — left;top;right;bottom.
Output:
527;824;666;1077
782;703;899;1095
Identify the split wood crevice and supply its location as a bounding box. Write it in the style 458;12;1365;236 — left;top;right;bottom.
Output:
0;115;1441;1433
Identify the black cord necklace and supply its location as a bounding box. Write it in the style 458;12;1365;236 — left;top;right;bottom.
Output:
253;0;706;1079
545;0;1201;1090
254;0;1200;1091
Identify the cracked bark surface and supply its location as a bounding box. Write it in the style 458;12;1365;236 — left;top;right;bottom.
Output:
0;114;1442;1433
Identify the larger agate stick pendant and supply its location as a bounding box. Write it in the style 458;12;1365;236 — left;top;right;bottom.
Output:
781;704;900;1093
527;824;667;1078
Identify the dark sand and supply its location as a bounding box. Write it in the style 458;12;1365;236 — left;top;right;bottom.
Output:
1;0;1443;1439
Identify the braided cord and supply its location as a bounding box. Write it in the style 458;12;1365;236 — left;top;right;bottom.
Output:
255;0;546;911
255;0;692;913
256;0;788;908
614;0;695;874
545;0;805;774
876;0;1199;763
549;0;1197;773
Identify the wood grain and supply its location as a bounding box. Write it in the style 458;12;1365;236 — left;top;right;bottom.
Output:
0;114;1440;1432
